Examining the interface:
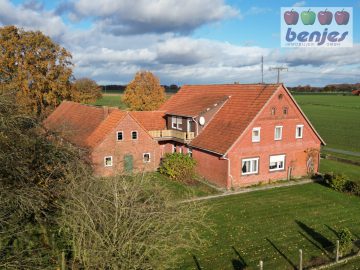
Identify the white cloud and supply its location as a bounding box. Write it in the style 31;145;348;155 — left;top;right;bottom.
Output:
292;1;306;7
0;0;66;39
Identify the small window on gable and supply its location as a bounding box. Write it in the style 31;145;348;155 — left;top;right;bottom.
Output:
296;125;304;139
283;107;288;115
252;127;261;142
143;153;150;163
104;156;113;167
278;94;283;100
271;107;276;115
131;131;138;140
116;131;123;141
274;126;283;140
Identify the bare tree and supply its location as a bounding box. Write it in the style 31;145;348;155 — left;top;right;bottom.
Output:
60;174;210;269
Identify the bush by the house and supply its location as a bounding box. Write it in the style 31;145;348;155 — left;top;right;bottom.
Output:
159;153;197;183
327;173;348;192
345;181;360;196
323;172;360;196
338;228;354;255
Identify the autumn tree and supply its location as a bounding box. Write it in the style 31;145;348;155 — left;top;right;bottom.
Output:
0;25;73;116
123;71;166;111
71;77;102;104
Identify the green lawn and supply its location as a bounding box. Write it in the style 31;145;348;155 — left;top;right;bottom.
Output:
180;184;360;269
320;159;360;183
93;94;127;109
294;95;360;152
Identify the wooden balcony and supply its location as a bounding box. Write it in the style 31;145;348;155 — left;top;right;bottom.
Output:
149;129;195;142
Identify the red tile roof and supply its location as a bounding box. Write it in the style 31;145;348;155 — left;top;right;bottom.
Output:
43;101;108;147
44;102;166;148
160;84;281;155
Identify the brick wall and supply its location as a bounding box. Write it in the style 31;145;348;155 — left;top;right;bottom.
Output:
91;114;160;176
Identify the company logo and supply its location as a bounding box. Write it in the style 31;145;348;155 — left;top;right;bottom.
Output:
281;7;352;47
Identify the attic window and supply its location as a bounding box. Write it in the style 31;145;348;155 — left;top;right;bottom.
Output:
278;94;283;100
283;107;288;115
131;131;138;140
271;107;276;115
116;131;123;141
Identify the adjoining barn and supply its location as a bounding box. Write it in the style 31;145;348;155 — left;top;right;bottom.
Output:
44;83;325;188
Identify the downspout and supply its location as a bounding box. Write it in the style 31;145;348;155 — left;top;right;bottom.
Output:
221;155;233;190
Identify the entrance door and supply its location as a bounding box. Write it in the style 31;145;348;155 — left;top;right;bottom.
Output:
124;154;133;173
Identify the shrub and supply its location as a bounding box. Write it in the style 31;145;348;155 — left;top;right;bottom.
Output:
329;173;348;192
345;181;360;196
338;228;354;255
159;153;197;183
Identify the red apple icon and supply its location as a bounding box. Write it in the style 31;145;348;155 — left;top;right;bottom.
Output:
318;9;333;25
284;9;299;25
335;9;350;25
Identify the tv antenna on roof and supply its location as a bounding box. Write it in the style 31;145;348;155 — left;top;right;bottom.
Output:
269;66;288;83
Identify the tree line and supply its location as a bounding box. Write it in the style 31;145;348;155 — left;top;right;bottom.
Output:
288;83;360;93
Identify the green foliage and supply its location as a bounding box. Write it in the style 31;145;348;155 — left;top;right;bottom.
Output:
345;181;360;196
159;153;197;183
328;173;348;192
338;228;354;254
72;77;102;104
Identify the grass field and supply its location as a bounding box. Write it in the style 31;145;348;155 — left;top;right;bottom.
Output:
294;95;360;153
320;159;360;183
180;183;360;269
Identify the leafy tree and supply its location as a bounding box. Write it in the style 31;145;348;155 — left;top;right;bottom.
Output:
71;77;102;104
0;25;73;116
159;153;197;183
123;71;166;111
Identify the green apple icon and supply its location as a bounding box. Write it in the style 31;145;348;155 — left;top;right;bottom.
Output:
301;9;316;25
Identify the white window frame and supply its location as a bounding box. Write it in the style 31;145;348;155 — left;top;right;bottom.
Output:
179;147;183;154
187;147;193;157
241;157;259;175
172;145;176;153
143;153;151;163
176;117;182;130
104;156;113;167
252;127;261;142
187;119;191;132
116;131;123;141
171;116;177;129
269;154;285;171
296;124;304;139
131;130;138;140
274;126;283;141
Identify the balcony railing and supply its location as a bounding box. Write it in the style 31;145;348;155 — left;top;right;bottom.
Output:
149;130;195;141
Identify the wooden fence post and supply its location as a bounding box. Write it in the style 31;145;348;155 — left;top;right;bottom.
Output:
259;260;263;270
299;249;303;270
61;251;65;270
336;240;340;263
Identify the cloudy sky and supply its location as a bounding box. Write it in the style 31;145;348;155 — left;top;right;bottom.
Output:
1;0;360;86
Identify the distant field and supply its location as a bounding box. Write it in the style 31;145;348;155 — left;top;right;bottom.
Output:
180;184;360;269
320;159;360;182
294;95;360;153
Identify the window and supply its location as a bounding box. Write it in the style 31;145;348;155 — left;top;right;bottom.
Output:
269;155;285;171
116;131;123;141
171;116;182;130
274;126;283;140
271;107;276;115
131;131;138;140
171;116;177;129
179;147;183;153
143;153;150;163
241;158;259;175
104;156;113;167
283;107;288;115
296;124;304;139
172;145;177;153
187;119;191;132
187;147;193;157
252;127;261;142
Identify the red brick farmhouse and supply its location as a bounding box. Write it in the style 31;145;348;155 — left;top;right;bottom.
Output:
44;83;325;188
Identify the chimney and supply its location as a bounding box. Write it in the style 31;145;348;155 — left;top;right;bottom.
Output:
103;106;109;118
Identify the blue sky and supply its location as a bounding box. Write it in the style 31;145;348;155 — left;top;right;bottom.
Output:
1;0;360;86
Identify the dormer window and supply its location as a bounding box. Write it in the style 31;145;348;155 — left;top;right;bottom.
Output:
171;116;182;130
252;127;261;142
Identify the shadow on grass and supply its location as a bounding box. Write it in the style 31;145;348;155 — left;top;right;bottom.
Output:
298;231;332;259
296;221;334;252
231;246;247;270
192;255;202;270
266;238;297;269
325;224;339;238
